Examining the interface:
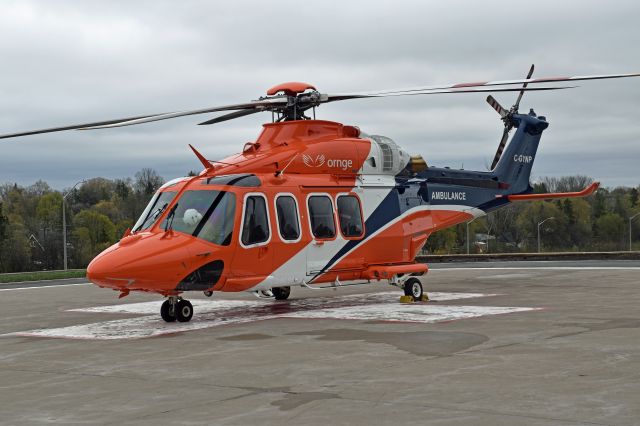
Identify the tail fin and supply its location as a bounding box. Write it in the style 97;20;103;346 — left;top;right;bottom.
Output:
491;111;549;194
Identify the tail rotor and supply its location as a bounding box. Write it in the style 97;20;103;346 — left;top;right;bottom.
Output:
488;64;535;170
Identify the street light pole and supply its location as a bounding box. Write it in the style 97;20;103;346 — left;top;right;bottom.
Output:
537;217;555;253
62;180;86;270
466;217;477;255
629;213;640;252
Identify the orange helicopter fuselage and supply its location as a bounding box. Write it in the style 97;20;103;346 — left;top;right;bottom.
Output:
86;119;474;296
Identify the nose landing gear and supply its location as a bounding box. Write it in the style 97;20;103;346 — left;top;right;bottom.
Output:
161;296;194;323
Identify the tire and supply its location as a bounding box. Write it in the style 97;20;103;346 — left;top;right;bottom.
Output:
175;299;194;322
160;300;176;322
403;277;423;300
272;286;291;300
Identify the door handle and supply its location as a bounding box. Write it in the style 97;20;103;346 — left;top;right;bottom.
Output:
196;252;211;257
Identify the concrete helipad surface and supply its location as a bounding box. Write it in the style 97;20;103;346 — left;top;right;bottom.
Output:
1;261;639;425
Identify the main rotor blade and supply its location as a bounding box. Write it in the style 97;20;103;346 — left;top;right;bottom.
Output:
0;113;158;140
77;98;287;130
327;85;575;102
0;98;287;140
332;71;640;97
198;109;261;125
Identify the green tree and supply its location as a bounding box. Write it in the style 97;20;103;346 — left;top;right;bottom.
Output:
0;203;9;271
630;187;639;207
425;227;458;254
594;213;625;249
36;192;63;269
516;202;568;251
72;210;116;266
0;216;32;272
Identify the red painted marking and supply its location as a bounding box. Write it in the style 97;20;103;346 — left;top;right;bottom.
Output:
452;81;489;88
531;76;569;83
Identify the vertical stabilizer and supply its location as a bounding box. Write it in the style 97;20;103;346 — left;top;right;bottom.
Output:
491;111;549;194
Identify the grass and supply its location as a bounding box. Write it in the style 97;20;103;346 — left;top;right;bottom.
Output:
0;269;87;283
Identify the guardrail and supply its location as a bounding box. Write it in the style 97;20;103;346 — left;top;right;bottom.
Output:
416;251;640;263
0;269;85;276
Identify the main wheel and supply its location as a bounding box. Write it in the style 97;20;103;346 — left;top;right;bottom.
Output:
272;286;291;300
175;299;194;322
160;299;176;322
403;277;423;300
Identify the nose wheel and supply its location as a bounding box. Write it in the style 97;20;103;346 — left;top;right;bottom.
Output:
161;297;194;322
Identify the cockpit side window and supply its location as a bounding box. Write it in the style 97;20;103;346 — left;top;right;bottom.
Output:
132;191;177;232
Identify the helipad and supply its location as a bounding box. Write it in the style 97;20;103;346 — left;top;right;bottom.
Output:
0;261;639;425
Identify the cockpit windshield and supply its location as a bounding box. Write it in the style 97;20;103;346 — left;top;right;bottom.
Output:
132;191;177;232
160;190;236;246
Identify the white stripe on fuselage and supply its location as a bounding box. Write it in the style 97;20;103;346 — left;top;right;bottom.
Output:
312;203;485;280
248;184;485;291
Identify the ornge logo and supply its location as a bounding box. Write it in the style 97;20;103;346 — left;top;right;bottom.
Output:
303;154;354;171
302;154;326;167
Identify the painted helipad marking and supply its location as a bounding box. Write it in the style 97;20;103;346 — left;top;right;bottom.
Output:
4;292;539;340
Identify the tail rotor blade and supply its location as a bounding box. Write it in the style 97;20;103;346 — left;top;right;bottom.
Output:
491;125;511;170
513;64;535;112
486;95;508;118
491;64;536;170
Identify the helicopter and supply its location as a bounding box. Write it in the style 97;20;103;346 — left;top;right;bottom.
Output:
2;65;639;323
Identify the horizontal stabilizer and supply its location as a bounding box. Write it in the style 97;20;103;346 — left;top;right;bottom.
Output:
498;182;600;201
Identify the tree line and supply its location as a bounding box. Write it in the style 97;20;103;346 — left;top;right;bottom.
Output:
1;172;639;273
0;168;165;272
425;176;640;254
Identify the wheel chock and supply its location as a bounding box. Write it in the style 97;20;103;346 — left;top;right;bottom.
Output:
420;294;429;302
399;295;414;303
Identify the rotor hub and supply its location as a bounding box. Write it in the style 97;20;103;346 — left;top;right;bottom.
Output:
266;82;316;96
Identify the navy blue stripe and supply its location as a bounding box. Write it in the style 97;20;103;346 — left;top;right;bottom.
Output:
309;189;401;282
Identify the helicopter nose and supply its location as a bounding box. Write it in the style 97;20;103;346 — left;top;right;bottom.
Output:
86;246;123;288
86;232;194;292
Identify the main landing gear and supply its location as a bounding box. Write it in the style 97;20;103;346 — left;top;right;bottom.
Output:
253;286;291;300
390;274;427;303
161;296;193;323
272;286;291;300
402;277;424;300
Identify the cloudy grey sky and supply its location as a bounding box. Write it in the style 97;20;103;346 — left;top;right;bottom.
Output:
1;0;639;190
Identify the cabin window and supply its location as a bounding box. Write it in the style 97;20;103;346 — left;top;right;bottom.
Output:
308;195;336;239
337;195;364;238
276;195;300;241
160;190;236;246
241;195;270;246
